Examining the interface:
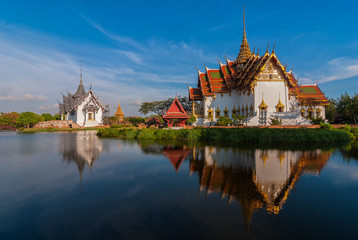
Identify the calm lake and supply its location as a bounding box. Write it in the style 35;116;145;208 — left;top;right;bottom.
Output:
0;131;357;240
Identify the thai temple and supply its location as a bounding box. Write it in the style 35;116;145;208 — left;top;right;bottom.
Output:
188;9;329;126
59;67;109;127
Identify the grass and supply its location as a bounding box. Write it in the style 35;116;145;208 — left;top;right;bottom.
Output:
97;127;353;146
19;127;101;133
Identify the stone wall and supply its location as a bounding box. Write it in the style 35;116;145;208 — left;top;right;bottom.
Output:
34;120;81;129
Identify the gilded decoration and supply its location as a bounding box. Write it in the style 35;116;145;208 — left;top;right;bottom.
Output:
224;106;229;117
216;107;221;118
275;97;285;113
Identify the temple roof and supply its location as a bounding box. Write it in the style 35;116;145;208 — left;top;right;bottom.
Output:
297;84;329;105
73;69;86;99
163;96;189;119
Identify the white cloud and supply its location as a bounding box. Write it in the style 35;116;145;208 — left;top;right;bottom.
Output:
78;14;143;50
39;104;58;111
21;94;48;101
302;57;358;83
0;93;48;101
130;99;142;106
115;50;143;64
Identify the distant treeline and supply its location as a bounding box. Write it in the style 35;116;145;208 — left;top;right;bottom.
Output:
326;92;358;124
0;112;60;129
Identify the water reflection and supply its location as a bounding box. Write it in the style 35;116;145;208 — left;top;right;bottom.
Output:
156;144;331;216
60;131;103;178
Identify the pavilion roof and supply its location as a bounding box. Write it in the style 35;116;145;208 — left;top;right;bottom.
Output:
163;96;189;119
297;85;329;105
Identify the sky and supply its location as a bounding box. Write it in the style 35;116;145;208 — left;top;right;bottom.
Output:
0;0;357;116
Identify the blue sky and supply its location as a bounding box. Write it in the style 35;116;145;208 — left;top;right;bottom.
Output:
0;0;357;115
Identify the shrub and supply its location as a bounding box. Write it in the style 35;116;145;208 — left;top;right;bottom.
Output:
320;122;333;129
269;117;282;125
110;124;133;128
215;116;232;126
187;114;197;125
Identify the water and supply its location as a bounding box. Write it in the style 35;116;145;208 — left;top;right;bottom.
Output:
0;131;357;240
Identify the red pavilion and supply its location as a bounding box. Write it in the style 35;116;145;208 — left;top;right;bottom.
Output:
162;97;189;127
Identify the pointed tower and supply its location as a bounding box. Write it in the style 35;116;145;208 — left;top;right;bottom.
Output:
73;64;86;101
115;100;125;120
236;6;252;64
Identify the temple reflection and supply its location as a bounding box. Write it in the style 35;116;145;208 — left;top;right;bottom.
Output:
60;131;103;178
159;144;331;216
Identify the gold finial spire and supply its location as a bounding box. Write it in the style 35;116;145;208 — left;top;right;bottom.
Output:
266;42;270;53
271;42;276;54
80;63;83;85
236;5;251;64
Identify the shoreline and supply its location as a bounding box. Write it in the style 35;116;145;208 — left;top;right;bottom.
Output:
96;127;354;144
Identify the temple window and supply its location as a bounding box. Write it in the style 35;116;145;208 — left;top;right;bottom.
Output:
275;98;285;113
316;108;321;118
208;108;213;119
216;110;220;118
308;107;314;117
88;112;93;120
232;107;237;117
300;108;306;117
224;107;229;117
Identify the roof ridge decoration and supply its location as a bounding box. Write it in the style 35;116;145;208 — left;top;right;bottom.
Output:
235;5;252;64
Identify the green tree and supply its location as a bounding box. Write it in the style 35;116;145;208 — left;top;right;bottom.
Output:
187;114;197;125
336;93;358;124
41;113;55;121
0;112;20;128
17;112;44;128
125;116;145;127
139;96;191;116
325;98;337;123
53;114;61;120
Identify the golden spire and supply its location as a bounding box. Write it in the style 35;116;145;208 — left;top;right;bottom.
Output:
115;100;125;120
236;5;252;64
259;92;268;110
80;63;83;85
275;93;285;111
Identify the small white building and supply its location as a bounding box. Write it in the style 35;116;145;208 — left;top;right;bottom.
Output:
59;70;109;127
188;12;329;126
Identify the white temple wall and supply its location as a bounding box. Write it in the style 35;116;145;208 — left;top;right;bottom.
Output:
299;105;326;119
254;81;289;112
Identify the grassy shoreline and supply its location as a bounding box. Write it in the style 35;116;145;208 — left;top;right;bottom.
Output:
18;127;100;133
96;127;354;145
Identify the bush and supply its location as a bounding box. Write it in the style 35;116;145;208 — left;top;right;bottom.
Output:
187;114;197;125
320;122;332;129
308;116;325;125
110;124;133;128
269;117;282;125
215;116;232;126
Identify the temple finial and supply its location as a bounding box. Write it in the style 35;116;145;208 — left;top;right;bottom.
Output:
80;63;83;85
257;47;260;56
236;5;251;64
243;5;246;37
272;42;276;54
266;42;270;53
